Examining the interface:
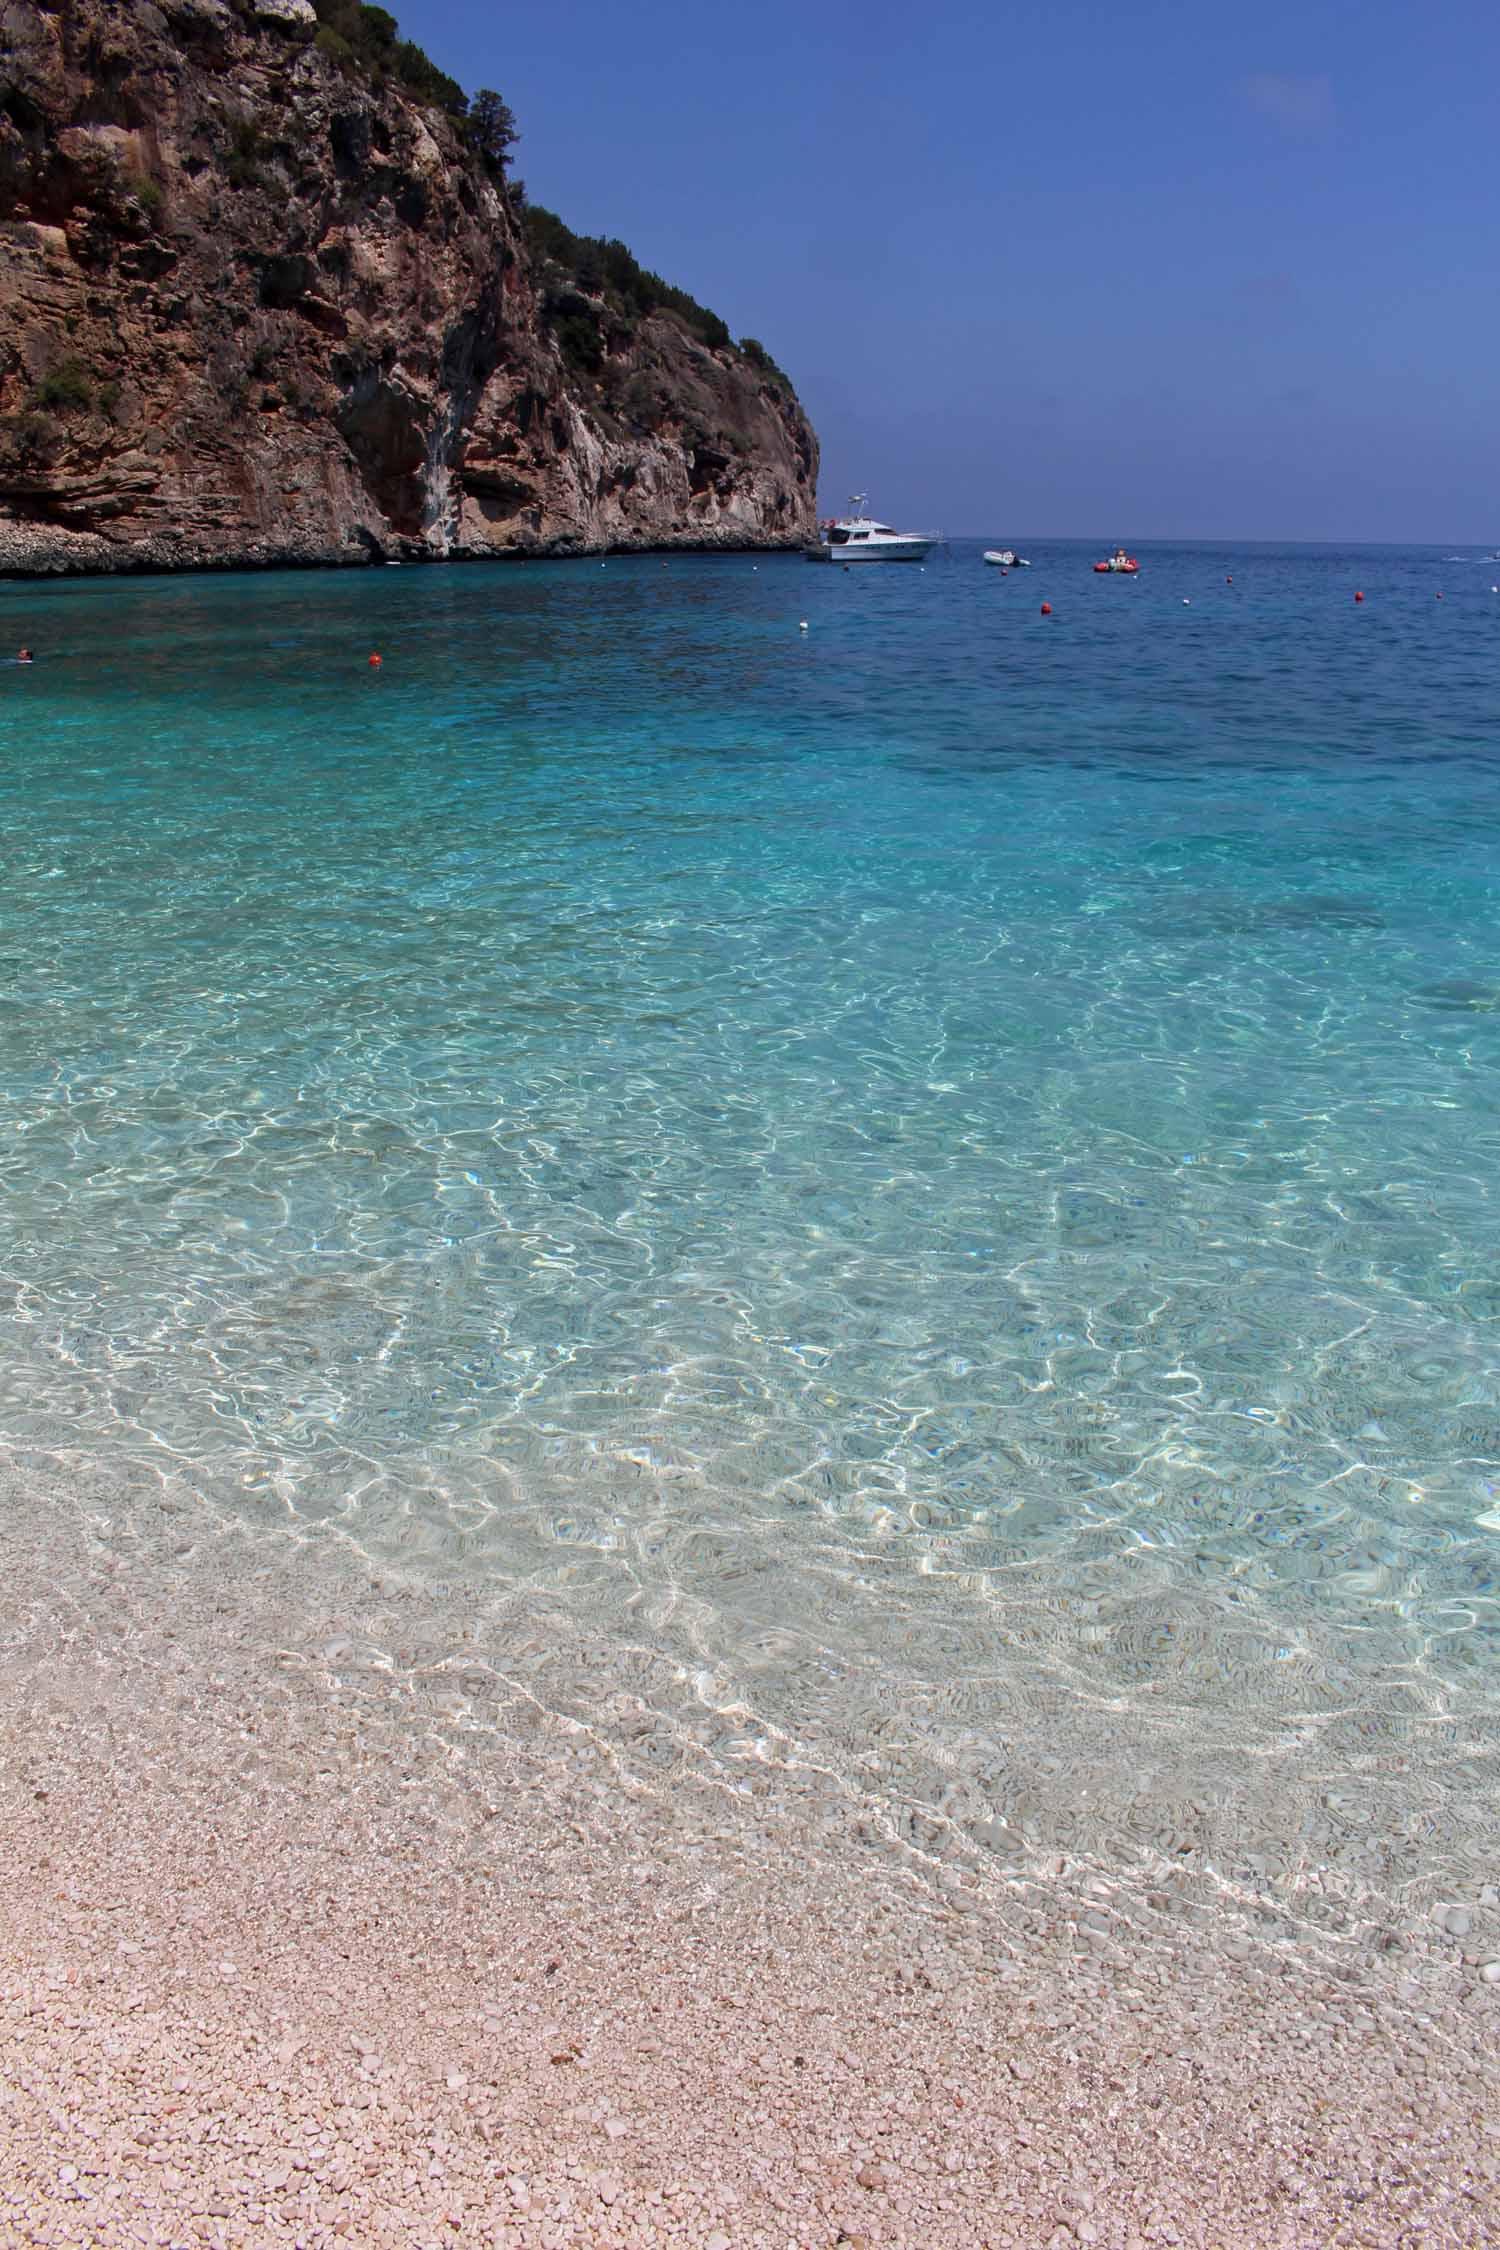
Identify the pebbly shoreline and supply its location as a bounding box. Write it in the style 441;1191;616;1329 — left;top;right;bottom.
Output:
1;1453;1496;2248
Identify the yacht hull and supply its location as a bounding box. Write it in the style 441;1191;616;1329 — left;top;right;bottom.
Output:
805;538;934;563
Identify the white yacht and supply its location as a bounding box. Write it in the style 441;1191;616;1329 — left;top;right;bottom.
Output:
806;495;937;562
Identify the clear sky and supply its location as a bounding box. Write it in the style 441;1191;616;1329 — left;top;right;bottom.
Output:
394;0;1498;541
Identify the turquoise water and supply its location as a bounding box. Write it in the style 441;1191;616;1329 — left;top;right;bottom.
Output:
4;540;1500;1902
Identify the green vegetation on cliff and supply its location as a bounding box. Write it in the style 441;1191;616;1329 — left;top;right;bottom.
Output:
523;206;731;357
737;337;794;391
310;0;471;123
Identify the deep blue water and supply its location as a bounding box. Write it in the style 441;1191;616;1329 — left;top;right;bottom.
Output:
3;537;1500;1883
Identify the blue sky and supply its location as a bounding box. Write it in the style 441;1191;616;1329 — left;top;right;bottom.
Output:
396;0;1498;540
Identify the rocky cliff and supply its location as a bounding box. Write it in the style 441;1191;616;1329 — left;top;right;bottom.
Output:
0;0;818;573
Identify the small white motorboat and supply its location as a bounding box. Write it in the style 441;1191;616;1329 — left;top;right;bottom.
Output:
983;549;1030;567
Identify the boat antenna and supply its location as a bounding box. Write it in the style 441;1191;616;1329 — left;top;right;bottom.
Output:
849;492;867;516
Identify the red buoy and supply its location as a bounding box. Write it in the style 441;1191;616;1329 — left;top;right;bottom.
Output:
1040;601;1052;616
368;652;383;667
1354;591;1364;603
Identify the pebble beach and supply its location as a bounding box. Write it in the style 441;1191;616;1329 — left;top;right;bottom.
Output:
3;1454;1498;2249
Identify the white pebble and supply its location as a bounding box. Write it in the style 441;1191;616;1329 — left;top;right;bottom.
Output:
1480;1961;1500;1984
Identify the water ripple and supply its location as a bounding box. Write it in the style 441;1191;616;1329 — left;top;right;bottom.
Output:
3;541;1500;1935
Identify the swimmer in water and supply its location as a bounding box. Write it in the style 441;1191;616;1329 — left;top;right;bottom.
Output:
17;648;33;664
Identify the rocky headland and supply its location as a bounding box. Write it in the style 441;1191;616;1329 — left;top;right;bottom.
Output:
0;0;818;573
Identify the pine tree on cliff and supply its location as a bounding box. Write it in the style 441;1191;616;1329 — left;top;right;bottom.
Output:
469;91;519;175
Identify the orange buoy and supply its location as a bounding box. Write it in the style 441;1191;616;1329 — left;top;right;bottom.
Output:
1040;601;1052;616
1354;591;1364;603
368;652;382;667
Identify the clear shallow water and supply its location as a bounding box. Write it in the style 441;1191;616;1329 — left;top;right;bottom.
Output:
4;539;1500;1912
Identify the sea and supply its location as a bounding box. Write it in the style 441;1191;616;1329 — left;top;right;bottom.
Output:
4;537;1500;1952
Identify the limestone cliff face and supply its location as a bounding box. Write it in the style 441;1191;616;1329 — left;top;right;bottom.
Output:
0;0;818;572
